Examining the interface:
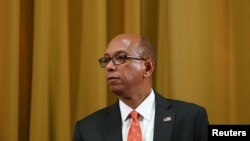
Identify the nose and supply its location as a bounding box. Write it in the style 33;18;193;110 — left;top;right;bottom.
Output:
106;60;117;72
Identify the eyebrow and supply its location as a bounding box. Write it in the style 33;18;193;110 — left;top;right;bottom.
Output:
104;50;128;56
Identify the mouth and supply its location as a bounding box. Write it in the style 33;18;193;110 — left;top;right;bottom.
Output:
107;76;120;84
107;76;120;81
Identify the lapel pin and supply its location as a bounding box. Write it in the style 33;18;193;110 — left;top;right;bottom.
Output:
163;116;171;122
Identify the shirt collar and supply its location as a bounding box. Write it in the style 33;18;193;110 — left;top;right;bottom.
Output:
119;89;155;122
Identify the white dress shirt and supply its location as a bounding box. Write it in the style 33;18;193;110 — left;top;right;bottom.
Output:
119;89;155;141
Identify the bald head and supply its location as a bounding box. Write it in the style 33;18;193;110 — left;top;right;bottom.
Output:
108;33;156;63
110;33;140;43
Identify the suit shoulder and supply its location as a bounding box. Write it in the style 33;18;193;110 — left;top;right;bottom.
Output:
155;92;206;111
165;98;207;116
73;103;119;139
169;98;205;109
76;103;116;127
155;91;206;111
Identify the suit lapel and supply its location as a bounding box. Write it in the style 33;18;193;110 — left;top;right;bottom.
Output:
103;101;123;141
153;93;175;141
102;93;174;141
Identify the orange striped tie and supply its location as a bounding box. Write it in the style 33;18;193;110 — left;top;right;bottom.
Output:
127;111;142;141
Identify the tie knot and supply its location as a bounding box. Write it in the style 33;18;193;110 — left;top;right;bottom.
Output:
130;111;139;120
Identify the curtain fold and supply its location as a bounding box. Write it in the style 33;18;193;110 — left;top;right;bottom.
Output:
0;0;20;141
76;0;107;119
0;0;250;140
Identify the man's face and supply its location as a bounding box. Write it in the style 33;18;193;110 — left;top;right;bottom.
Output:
103;36;145;96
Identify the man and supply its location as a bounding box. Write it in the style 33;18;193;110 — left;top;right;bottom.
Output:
73;33;208;141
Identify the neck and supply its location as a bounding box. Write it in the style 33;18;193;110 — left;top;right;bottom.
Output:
119;87;151;109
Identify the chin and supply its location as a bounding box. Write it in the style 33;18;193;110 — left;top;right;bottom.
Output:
109;86;124;96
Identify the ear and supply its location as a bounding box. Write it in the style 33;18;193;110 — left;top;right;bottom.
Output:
143;60;154;78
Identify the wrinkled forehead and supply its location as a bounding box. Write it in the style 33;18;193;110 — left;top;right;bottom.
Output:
104;37;140;56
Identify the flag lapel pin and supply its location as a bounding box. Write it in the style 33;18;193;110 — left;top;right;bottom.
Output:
163;116;171;122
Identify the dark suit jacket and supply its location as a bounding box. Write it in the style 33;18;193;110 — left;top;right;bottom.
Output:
73;92;208;141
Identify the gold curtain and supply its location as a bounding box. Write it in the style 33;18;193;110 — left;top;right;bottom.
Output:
0;0;250;140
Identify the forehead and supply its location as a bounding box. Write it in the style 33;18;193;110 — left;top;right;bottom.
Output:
104;38;139;56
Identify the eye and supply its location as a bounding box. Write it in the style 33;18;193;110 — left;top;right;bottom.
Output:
115;55;127;61
101;57;111;63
